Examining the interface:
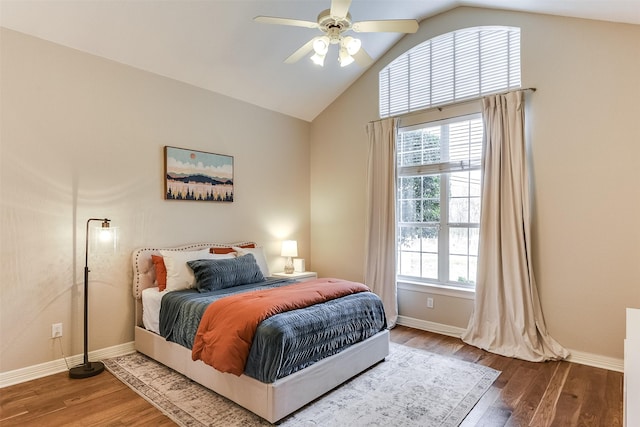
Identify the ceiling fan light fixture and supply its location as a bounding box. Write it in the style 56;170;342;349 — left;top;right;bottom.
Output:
313;36;330;55
342;36;361;55
311;52;326;66
256;0;419;68
338;47;354;67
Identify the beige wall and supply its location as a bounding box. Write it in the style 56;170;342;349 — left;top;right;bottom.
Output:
310;7;640;360
0;28;311;373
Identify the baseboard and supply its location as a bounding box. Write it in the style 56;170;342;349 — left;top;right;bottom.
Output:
397;315;467;338
0;341;136;388
396;315;624;373
566;349;624;373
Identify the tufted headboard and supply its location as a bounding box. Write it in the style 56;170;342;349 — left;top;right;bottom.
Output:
131;241;257;300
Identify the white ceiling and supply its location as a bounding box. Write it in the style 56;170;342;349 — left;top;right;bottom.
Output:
1;0;639;122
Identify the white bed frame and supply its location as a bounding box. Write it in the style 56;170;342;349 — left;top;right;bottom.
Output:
132;242;389;423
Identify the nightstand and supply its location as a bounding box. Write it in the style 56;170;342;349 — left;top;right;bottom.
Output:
272;271;318;282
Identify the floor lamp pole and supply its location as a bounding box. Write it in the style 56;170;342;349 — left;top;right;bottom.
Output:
69;218;108;379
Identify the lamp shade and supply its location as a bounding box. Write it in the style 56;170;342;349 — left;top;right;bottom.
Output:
93;223;118;252
313;36;330;55
342;36;361;55
339;47;355;67
310;53;326;66
281;240;298;257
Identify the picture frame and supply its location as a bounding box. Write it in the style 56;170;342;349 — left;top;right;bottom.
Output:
164;146;234;202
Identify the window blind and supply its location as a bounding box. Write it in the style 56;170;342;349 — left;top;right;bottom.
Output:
379;26;521;118
397;114;483;176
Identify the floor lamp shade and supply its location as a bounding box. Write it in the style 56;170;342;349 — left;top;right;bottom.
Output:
69;218;115;379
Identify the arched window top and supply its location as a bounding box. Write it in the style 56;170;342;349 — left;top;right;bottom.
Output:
379;26;521;118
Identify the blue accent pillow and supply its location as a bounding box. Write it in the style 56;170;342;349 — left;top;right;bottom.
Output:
188;254;265;292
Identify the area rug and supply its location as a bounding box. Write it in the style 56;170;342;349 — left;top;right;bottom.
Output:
103;343;500;426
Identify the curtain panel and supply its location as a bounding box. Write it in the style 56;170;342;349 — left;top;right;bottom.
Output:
461;90;569;361
365;118;398;327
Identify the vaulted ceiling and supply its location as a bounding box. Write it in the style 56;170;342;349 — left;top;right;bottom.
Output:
2;0;639;121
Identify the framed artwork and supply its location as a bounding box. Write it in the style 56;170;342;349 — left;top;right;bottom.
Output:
164;146;234;202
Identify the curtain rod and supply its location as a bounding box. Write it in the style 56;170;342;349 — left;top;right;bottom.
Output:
369;87;537;124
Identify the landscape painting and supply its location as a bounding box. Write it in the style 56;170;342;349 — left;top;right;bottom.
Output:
164;146;234;202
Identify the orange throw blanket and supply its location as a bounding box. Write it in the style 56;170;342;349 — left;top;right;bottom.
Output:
191;278;370;376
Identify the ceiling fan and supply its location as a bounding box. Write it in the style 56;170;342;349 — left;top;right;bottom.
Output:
254;0;419;67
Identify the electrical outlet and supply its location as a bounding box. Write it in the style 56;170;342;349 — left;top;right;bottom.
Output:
51;323;63;338
427;297;434;309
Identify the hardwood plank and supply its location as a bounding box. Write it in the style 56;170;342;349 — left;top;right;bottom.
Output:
603;370;624;427
501;364;545;425
0;371;174;426
453;340;491;363
529;361;572;426
576;364;608;426
460;386;504;426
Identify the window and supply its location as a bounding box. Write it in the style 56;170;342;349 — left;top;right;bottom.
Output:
379;26;521;118
382;26;521;290
397;114;482;288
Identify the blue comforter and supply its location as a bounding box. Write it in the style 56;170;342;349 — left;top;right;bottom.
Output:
158;278;387;383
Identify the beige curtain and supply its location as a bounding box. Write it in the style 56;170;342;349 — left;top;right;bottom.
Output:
365;118;398;328
461;91;569;361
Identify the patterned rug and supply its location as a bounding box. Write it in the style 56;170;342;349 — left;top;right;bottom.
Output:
103;342;500;426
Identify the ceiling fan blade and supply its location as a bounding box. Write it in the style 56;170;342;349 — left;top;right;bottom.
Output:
352;19;419;33
353;47;374;67
284;37;317;64
254;16;319;29
330;0;351;19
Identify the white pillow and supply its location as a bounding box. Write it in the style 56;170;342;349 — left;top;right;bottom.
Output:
160;249;234;292
232;246;270;277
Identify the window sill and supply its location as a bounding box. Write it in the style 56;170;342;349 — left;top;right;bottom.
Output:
397;279;475;300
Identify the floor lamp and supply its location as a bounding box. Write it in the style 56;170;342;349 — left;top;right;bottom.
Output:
69;218;114;379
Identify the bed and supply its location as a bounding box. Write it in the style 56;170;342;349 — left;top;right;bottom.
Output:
132;241;389;423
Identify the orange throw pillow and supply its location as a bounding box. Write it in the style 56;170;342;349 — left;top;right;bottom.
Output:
210;243;255;255
151;255;167;291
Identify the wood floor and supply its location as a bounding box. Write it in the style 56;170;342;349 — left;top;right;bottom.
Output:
0;326;623;426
